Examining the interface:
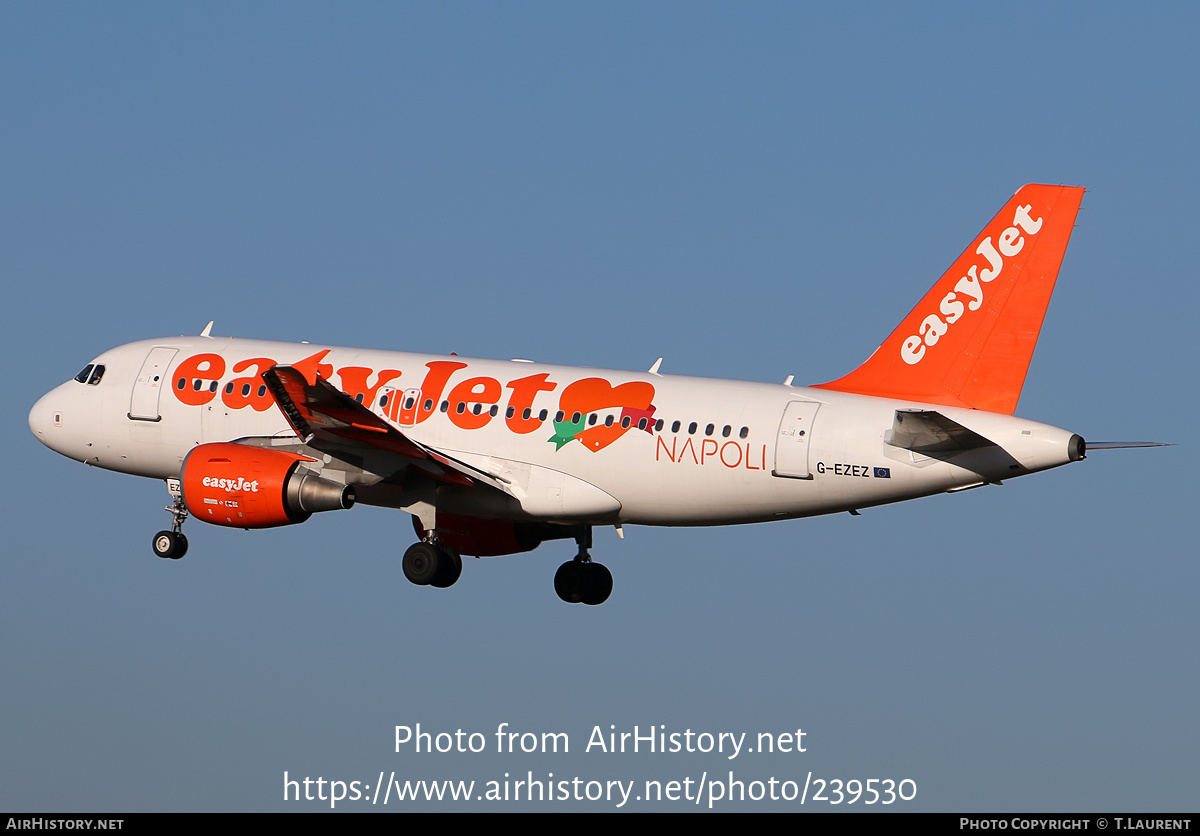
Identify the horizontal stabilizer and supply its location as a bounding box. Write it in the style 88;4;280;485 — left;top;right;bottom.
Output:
884;409;998;454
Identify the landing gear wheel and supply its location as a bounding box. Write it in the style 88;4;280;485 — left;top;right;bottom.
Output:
554;561;585;603
157;479;189;560
581;562;612;606
430;547;462;588
555;560;612;605
403;542;442;586
153;530;188;560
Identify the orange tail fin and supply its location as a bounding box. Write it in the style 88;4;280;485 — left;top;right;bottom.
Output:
812;184;1085;414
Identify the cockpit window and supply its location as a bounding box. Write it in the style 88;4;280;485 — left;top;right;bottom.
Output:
74;364;106;384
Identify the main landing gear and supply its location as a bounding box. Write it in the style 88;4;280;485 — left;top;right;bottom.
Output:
554;527;612;606
402;541;463;589
153;478;189;559
401;519;613;605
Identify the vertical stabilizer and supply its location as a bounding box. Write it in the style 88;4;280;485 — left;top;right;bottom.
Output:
812;184;1085;414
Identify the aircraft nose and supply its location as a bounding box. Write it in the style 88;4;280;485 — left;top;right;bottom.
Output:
29;385;73;455
29;391;58;445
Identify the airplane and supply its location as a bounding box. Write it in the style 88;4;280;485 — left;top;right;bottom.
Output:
28;184;1161;605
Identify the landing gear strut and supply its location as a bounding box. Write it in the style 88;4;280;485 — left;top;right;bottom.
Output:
554;527;612;606
153;478;188;559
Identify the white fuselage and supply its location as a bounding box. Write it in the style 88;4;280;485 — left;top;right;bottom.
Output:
29;336;1080;528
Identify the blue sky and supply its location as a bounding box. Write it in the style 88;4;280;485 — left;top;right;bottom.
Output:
3;3;1196;811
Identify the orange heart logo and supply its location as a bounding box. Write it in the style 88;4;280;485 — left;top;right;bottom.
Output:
549;378;656;452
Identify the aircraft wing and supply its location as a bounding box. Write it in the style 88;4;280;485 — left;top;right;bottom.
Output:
261;365;508;491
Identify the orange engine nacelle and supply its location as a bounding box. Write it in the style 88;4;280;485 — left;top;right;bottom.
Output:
182;442;355;529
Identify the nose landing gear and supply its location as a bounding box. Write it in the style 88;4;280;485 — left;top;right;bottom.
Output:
152;529;187;559
153;478;188;559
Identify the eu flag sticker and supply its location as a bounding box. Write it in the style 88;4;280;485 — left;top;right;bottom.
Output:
873;467;891;478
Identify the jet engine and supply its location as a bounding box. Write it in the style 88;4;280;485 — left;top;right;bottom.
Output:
182;442;354;528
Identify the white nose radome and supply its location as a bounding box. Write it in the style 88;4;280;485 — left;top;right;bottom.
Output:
29;390;56;444
29;383;79;459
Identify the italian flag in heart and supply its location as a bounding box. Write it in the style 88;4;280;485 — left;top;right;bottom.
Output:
548;378;657;452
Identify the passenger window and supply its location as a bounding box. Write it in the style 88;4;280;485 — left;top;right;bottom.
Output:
655;419;664;432
604;415;614;427
688;422;697;434
638;418;647;430
722;425;731;438
740;426;749;439
705;424;714;436
671;420;681;433
538;409;548;421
